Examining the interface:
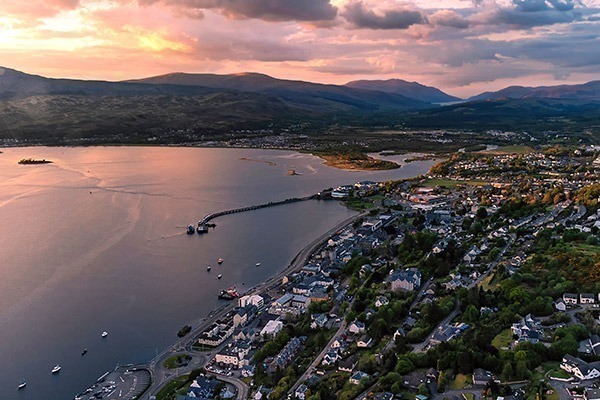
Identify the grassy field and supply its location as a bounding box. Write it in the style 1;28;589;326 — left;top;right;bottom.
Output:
163;354;192;369
548;369;572;380
482;145;535;155
156;374;190;400
492;328;514;350
422;178;489;188
449;373;472;390
571;243;600;257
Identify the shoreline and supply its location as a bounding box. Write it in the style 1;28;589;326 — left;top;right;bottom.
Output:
137;209;368;399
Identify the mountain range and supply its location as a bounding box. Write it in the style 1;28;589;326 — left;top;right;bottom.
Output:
0;66;598;143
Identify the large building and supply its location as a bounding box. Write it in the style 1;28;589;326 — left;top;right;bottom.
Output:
389;268;421;292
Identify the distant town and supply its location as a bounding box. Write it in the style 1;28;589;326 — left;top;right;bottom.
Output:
73;144;599;400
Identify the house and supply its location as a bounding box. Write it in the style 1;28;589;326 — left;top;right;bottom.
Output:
295;384;309;400
322;349;340;366
268;336;306;373
554;299;567;312
338;356;358;373
472;368;494;386
563;293;579;305
260;319;283;339
349;371;370;385
310;313;329;329
578;335;600;355
215;342;250;369
348;320;366;335
179;375;218;400
357;335;373;348
389;268;422;292
233;305;257;327
310;288;330;303
375;296;389;308
560;355;600;380
403;371;428;390
511;314;541;345
581;293;596;304
233;327;257;342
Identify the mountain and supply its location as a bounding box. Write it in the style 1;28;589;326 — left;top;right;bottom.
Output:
0;66;223;99
393;98;600;133
345;79;461;103
128;72;430;112
469;81;600;101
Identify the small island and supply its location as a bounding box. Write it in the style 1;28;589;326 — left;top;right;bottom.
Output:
18;158;53;165
316;150;399;170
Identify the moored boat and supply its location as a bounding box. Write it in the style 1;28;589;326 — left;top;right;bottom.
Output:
255;262;261;267
186;225;195;235
197;223;208;234
18;380;26;390
217;274;222;279
207;265;211;271
81;348;88;356
101;331;108;338
51;365;61;374
217;258;224;264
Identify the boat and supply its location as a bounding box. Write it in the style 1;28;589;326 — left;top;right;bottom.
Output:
217;274;222;279
51;365;61;374
207;265;211;271
218;287;240;300
102;331;108;338
186;225;195;235
255;262;261;267
197;223;208;234
81;349;88;356
18;380;26;390
217;258;224;264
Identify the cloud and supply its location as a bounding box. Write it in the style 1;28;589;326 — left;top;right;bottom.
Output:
473;0;586;27
138;0;338;22
342;1;426;29
429;10;469;28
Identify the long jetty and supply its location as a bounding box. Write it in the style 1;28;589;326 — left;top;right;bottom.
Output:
198;194;318;225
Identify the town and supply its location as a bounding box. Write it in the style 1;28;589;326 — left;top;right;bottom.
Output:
78;145;599;400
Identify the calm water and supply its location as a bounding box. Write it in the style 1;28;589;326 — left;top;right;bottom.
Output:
0;146;437;399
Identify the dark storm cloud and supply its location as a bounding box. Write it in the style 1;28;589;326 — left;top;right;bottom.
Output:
342;1;426;29
139;0;338;22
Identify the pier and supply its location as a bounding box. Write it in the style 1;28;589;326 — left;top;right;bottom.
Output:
197;194;318;226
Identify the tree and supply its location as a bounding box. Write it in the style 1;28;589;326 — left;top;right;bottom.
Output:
501;362;514;381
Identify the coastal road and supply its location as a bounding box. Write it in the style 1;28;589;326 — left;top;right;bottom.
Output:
140;208;368;399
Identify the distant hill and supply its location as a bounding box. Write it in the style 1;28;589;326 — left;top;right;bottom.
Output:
469;81;600;101
394;98;600;133
0;66;223;99
345;79;461;103
128;72;430;112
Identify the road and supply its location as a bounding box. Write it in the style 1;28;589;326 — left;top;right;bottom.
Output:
140;210;368;400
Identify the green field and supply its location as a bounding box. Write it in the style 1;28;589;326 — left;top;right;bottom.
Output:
492;328;514;350
482;145;534;155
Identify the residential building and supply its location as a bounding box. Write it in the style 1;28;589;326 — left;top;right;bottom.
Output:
389;268;421;292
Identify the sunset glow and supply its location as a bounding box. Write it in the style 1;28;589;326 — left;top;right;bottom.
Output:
1;0;598;96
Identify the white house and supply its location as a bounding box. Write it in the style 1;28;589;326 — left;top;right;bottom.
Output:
560;355;600;380
260;320;283;339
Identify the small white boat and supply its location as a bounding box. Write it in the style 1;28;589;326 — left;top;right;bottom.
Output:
217;258;224;264
51;365;61;374
102;331;108;338
18;380;26;390
217;274;222;279
207;265;211;271
255;262;261;267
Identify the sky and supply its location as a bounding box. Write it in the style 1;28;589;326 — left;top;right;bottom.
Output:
0;0;598;97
